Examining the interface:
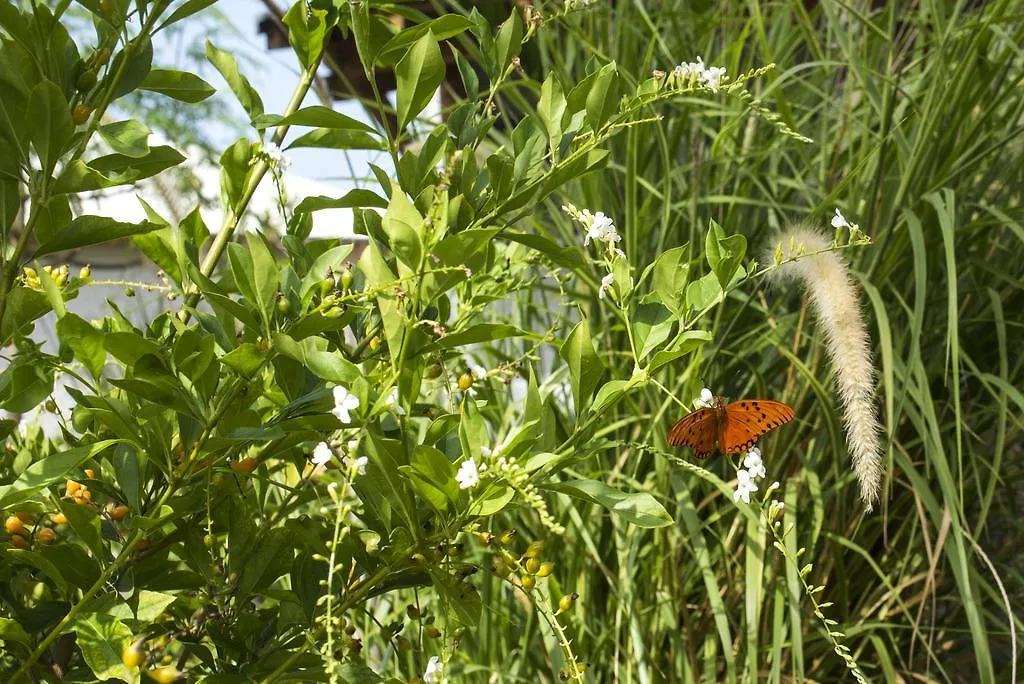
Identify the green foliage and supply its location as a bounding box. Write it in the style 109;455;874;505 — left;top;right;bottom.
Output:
0;1;1018;683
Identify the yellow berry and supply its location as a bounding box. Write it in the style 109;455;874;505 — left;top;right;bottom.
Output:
122;644;144;669
5;515;24;534
79;265;92;279
49;513;68;525
147;665;180;683
457;374;473;391
368;335;381;351
520;574;536;590
65;480;82;497
536;561;555;577
525;558;541;574
110;505;130;521
524;541;544;558
558;592;578;613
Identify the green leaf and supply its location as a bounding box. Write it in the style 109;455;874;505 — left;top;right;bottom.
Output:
537;74;566;153
56;313;106;380
260;105;377;134
382;191;424;270
458;397;489;461
34;216;162;258
28;80;73;172
135;590;176;622
705;219;747;289
206;40;264;120
294;189;388;214
546;479;673;528
398;445;458;511
395;32;444;131
219;137;252;207
648;330;712;372
421;323;531;353
287;128;385;151
434;572;481;626
589;379;629;416
221;343;266;377
493;7;524;76
73;613;133;681
0;618;31;649
272;333;360;384
468;484;515;516
378;15;475;63
0;440;118;509
283;2;328;68
87;145;186;181
140;68;216;103
685;271;723;311
109;39;154;99
158;0;219;29
0;357;53;413
634;303;675;360
651;244;691;315
59;499;103;560
585;62;621;131
559;319;604;414
97;119;151;158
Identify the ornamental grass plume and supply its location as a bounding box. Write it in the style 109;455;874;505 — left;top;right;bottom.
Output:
769;223;883;509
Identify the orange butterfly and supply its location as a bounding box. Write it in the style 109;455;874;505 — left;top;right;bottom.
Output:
668;393;795;459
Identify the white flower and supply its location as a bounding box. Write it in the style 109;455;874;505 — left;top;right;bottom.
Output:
768;480;781;492
733;469;758;504
599;273;615;299
331;386;360;424
262;141;291;169
831;207;860;232
481;445;493;458
455;458;480;490
699;65;727;91
423;656;443;683
674;57;705;82
470;363;487;380
311;441;333;466
384;387;406;416
353;456;368;476
583;211;621;247
743;447;766;480
693;387;715;409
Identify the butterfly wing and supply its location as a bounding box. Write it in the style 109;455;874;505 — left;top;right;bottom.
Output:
667;408;718;459
720;400;796;454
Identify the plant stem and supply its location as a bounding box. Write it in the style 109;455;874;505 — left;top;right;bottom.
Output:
177;46;325;323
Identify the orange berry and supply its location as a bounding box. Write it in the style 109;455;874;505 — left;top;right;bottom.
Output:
84;468;96;479
230;457;258;473
66;480;82;497
49;513;68;525
5;515;24;534
10;534;29;549
110;505;130;521
71;103;93;125
81;489;93;501
133;538;150;553
74;495;89;506
35;528;56;544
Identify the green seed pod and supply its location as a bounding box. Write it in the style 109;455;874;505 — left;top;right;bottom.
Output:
424;363;444;380
124;286;135;297
76;68;98;93
406;604;420;620
424;625;441;639
339;269;353;290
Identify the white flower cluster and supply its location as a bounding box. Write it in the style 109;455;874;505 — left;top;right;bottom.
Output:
562;203;623;253
260;141;291;170
671;57;728;91
733;446;767;504
564;0;595;9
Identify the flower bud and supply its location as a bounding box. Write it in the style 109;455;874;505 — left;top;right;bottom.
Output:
79;265;91;279
524;541;544;559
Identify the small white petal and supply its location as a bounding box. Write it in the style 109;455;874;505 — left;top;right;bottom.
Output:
423;655;443;683
311;441;333;466
455;458;480;490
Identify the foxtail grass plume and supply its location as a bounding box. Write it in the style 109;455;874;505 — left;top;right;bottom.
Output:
769;225;883;509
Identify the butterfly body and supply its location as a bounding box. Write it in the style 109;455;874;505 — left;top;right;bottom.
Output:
668;396;795;459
